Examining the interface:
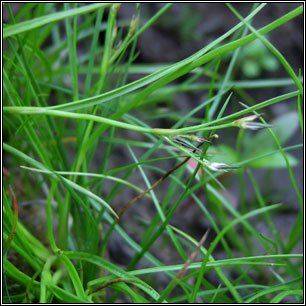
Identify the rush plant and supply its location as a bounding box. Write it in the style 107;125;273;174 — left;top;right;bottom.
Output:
3;3;303;303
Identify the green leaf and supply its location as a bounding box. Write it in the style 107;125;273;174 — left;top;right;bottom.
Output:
4;3;112;39
242;59;261;78
48;284;89;303
270;112;300;144
4;144;119;218
88;276;149;303
243;112;300;158
246;151;298;168
208;144;238;165
64;251;162;301
260;56;279;71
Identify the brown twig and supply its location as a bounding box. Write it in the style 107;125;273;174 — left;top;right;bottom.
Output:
117;136;216;220
102;136;214;248
5;185;19;253
88;278;132;295
156;229;210;302
176;229;210;280
117;153;192;219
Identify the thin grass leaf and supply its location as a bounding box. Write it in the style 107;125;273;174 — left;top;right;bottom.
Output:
227;3;303;96
4;143;118;218
4;3;113;38
64;251;164;302
57;253;87;300
191;203;282;302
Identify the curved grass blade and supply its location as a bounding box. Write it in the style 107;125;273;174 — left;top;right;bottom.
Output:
4;3;112;39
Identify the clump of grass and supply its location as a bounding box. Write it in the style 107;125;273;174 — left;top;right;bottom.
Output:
3;3;303;303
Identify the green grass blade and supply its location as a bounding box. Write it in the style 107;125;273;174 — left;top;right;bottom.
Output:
4;3;113;38
227;3;303;96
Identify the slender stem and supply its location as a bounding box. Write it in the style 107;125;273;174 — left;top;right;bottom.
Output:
4;90;298;136
4;106;234;135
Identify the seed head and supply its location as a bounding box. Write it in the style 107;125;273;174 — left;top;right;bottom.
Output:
203;160;240;172
233;114;272;130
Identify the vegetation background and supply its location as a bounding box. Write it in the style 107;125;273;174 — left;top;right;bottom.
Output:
3;3;303;303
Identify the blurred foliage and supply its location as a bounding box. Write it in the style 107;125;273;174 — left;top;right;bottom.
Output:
240;39;280;78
